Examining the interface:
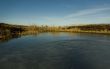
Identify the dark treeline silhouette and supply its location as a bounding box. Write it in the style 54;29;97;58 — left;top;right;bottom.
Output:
0;23;27;34
66;24;110;33
1;23;110;38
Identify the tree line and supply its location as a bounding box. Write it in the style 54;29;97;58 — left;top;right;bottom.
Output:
0;23;110;36
66;24;110;33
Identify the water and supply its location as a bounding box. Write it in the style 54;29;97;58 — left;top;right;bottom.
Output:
0;32;110;69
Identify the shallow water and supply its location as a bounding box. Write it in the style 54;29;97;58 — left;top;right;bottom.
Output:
0;32;110;69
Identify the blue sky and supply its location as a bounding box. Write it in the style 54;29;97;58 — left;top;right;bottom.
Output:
0;0;110;26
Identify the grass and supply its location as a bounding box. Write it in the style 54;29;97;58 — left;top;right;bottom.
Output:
0;23;110;37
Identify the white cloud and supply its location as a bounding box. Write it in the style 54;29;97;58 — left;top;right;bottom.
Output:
64;7;110;18
40;7;110;25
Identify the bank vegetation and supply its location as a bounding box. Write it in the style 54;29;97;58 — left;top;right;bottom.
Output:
0;23;110;38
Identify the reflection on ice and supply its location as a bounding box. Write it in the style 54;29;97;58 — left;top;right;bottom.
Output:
0;32;110;69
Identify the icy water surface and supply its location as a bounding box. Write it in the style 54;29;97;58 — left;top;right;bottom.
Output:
0;32;110;69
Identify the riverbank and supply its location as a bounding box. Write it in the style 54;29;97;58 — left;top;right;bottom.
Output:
1;23;110;36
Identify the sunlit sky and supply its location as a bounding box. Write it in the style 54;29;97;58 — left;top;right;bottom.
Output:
0;0;110;26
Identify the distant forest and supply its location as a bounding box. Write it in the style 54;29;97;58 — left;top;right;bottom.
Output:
1;23;110;36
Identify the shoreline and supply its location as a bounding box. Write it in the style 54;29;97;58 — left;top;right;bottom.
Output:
1;23;110;36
